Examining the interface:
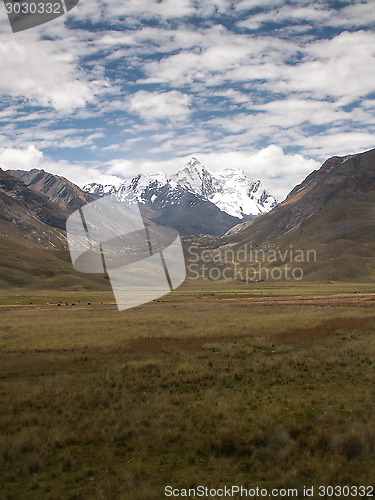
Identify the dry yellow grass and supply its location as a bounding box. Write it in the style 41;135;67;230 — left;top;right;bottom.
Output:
1;282;375;499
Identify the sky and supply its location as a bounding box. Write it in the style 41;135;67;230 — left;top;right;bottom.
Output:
0;0;374;200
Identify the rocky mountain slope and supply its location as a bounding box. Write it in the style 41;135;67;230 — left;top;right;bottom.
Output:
220;148;375;281
0;169;110;289
8;168;95;213
0;168;67;249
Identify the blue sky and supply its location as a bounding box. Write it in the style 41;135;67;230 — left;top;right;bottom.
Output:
0;0;374;199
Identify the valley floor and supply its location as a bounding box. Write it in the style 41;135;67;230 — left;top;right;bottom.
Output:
1;282;375;499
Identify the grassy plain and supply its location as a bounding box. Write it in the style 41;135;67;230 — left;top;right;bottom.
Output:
1;281;375;499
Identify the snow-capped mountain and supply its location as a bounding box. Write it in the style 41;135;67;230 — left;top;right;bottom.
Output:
171;158;277;218
85;172;185;208
83;183;116;197
211;173;276;218
84;158;277;219
171;158;216;199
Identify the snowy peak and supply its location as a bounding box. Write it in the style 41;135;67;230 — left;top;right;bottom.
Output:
172;159;277;218
83;158;278;219
84;182;117;197
129;172;169;191
172;158;215;199
209;174;275;219
187;157;202;167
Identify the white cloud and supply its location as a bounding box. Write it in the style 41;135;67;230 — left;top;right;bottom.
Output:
139;26;375;109
322;1;375;28
41;159;123;188
141;32;297;86
0;38;106;112
237;3;330;29
193;146;320;200
0;145;43;170
0;145;121;187
235;0;283;11
274;31;375;103
297;132;375;160
237;0;375;30
127;90;192;121
248;97;375;131
198;101;374;161
69;0;196;23
0;17;112;113
0;123;105;151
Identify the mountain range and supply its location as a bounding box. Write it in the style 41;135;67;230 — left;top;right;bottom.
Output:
1;148;374;287
9;158;277;237
84;157;277;219
0;158;276;287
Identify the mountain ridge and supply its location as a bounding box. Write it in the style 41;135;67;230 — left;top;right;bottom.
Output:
83;157;278;220
5;163;248;237
8;168;96;214
0;168;68;249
